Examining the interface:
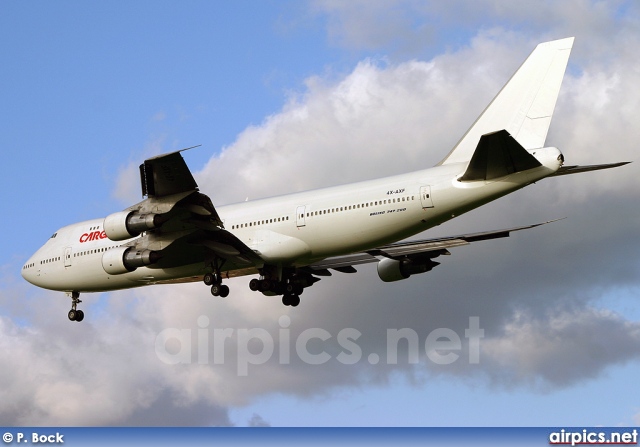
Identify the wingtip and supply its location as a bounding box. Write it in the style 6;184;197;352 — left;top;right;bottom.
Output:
544;217;567;225
528;217;566;229
145;145;202;161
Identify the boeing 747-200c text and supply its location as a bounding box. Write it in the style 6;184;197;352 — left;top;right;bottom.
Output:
22;38;629;322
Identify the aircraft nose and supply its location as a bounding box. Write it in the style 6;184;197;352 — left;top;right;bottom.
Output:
21;258;38;286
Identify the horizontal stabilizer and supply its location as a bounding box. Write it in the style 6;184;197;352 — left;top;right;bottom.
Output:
548;162;631;177
459;130;541;181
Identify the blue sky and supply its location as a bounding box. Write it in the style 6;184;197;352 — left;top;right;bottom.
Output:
1;1;639;427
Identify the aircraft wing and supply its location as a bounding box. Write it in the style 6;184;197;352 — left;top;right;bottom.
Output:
118;149;264;271
304;220;560;274
139;147;200;198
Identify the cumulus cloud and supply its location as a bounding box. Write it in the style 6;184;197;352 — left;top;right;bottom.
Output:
0;285;232;426
165;20;640;411
196;33;525;205
4;2;640;426
482;309;640;388
111;135;170;206
247;414;271;427
311;0;634;59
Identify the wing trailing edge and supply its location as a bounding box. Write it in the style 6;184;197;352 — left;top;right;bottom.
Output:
306;219;562;273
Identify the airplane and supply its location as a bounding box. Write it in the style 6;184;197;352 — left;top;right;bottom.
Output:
22;37;629;322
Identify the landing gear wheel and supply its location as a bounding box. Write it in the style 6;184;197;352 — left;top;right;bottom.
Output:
282;294;300;306
249;278;260;291
203;273;216;286
68;291;84;322
285;283;304;295
211;283;230;297
272;282;284;295
260;280;272;292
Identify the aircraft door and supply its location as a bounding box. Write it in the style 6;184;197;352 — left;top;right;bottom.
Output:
296;205;307;227
420;186;434;208
64;247;72;267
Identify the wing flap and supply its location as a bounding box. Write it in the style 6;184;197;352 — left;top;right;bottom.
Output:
196;229;264;266
307;220;559;272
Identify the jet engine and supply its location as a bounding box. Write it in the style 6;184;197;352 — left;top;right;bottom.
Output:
377;257;439;282
102;246;161;275
103;211;163;241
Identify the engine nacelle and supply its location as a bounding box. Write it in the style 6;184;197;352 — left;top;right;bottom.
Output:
103;211;162;241
102;246;161;275
377;257;439;282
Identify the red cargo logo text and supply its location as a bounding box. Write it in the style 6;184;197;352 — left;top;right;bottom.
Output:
80;231;108;243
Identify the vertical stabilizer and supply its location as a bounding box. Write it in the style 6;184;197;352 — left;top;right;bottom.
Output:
438;37;574;166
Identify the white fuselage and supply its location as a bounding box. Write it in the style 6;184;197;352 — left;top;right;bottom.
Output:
21;147;562;293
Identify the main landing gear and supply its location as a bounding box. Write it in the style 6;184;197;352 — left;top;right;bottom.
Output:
203;259;315;307
281;293;301;307
204;269;229;298
67;291;84;322
248;276;306;307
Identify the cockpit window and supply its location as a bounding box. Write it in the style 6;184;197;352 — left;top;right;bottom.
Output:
50;233;57;239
